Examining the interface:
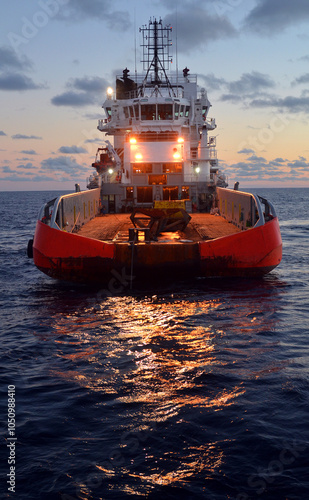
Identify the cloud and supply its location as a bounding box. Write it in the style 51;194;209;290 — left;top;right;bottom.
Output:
84;138;102;143
0;45;44;92
287;158;309;170
51;91;97;107
299;55;309;62
250;94;309;113
0;46;32;71
0;130;7;136
225;153;309;183
247;154;267;162
218;71;309;114
244;0;309;35
12;134;42;140
0;72;44;91
68;76;107;93
2;166;15;173
292;73;309;86
19;149;37;155
221;93;242;103
227;71;275;94
58;145;88;154
163;4;237;53
213;71;276;104
238;148;255;155
56;0;130;30
16;162;34;169
51;75;108;107
198;73;227;91
271;157;287;164
41;156;88;174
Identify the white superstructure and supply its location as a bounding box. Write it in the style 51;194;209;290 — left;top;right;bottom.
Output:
91;18;227;213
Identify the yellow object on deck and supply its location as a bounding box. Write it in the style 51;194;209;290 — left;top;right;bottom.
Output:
154;200;186;210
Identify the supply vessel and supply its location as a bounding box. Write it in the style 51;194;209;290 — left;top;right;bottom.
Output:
28;18;282;284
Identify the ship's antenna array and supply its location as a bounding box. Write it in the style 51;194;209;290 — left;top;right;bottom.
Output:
139;18;175;96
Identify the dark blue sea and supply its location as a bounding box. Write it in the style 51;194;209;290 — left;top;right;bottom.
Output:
0;188;308;500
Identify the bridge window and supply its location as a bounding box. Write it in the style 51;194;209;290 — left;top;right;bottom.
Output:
134;104;140;119
174;103;180;119
141;104;156;120
158;104;173;120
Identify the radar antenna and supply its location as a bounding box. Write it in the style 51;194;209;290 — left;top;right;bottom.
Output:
139;18;175;96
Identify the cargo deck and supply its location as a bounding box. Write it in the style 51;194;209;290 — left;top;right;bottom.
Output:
76;213;241;242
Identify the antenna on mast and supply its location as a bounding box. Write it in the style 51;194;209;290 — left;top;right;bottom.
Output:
175;6;179;96
134;9;137;82
139;18;175;96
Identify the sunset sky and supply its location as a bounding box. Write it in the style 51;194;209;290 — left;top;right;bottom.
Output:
1;0;309;190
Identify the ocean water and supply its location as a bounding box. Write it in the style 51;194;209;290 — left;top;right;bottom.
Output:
0;188;308;500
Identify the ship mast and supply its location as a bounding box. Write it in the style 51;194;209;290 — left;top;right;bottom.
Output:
140;18;175;96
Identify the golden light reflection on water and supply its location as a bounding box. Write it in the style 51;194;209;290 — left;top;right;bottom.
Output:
94;441;226;491
47;293;280;406
45;289;283;496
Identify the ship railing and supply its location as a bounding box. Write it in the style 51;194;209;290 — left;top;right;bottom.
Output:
256;195;277;221
39;189;101;233
216;187;276;231
38;198;57;226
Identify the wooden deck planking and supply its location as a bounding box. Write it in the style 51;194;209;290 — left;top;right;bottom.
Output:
76;213;241;242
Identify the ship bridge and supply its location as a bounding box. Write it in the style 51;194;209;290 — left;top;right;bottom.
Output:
95;18;221;212
98;84;216;134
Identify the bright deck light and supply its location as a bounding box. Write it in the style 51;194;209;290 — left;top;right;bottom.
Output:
108;168;114;175
107;87;113;97
135;153;143;160
130;137;137;144
177;137;184;143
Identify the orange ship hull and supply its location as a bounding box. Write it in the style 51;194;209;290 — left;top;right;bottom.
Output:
33;217;282;284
